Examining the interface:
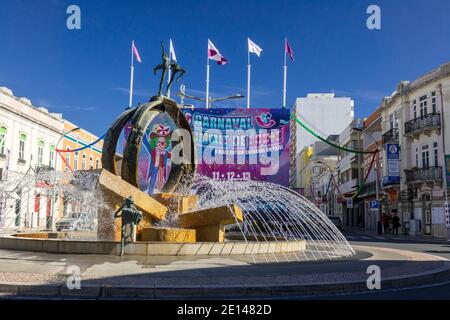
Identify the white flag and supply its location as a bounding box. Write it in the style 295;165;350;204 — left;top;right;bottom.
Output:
169;38;177;62
248;38;262;57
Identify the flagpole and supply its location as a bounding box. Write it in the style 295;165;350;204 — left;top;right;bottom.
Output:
129;40;134;108
206;53;210;109
247;48;251;109
283;38;287;109
167;39;172;98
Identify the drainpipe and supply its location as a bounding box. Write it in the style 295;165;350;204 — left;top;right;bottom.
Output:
438;84;449;240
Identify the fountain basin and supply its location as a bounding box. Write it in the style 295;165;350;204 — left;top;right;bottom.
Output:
0;233;306;256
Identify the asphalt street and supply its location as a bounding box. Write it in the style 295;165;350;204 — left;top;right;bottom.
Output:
299;230;450;300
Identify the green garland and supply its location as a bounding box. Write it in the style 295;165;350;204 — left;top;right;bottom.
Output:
290;113;377;155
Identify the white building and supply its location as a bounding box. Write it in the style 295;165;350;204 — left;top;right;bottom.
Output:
290;93;354;189
335;119;364;227
0;87;63;230
380;62;450;239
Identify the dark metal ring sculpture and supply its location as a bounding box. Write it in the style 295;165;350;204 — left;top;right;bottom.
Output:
101;96;196;194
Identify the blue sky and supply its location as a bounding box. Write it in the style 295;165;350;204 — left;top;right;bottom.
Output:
0;0;449;136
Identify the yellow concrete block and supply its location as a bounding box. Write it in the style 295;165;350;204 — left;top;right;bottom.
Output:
194;224;225;242
97;194;122;241
97;169;168;221
141;227;196;243
178;204;243;228
152;193;198;213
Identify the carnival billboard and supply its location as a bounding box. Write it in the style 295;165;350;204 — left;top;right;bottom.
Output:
184;108;290;186
129;108;290;195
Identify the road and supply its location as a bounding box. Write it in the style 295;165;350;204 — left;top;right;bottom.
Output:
301;230;450;300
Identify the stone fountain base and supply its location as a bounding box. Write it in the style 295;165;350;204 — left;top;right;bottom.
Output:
0;233;306;256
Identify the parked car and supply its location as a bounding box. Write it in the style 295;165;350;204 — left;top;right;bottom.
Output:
55;213;96;232
328;216;343;230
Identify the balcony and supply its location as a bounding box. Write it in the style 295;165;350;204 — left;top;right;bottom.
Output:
382;128;399;144
339;178;358;194
404;166;443;184
359;180;377;196
404;113;441;137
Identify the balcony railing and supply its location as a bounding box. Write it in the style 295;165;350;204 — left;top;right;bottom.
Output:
404;113;441;136
404;166;443;184
360;180;376;195
382;128;399;144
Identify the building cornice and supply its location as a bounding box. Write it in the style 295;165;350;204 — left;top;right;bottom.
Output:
0;103;62;136
379;62;450;112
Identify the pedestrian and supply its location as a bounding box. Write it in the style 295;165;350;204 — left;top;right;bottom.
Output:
392;212;401;236
382;213;390;233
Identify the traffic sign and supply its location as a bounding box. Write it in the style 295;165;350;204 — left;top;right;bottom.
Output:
346;198;353;209
370;200;379;211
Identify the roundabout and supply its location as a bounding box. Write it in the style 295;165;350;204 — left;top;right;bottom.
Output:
0;244;448;299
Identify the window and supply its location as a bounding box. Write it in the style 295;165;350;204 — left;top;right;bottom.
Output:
419;95;427;118
37;140;44;165
415;147;419;167
389;113;395;130
96;159;100;169
82;154;86;170
412;100;417;119
74;151;79;170
431;91;437;113
19;133;26;161
0;127;6;155
89;156;93;169
65;148;71;169
433;142;438;167
421;145;429;168
49;145;55;168
351;168;359;180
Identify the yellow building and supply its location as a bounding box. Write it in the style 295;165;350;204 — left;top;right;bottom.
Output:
56;120;104;221
59;120;103;172
297;146;313;197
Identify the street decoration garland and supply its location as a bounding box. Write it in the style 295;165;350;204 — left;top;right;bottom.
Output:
290;113;379;199
55;133;106;172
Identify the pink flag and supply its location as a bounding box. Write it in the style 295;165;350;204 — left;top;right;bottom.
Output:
132;41;142;63
285;38;294;62
208;39;228;65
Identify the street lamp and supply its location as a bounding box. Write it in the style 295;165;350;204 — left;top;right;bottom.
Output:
177;89;244;109
315;160;337;215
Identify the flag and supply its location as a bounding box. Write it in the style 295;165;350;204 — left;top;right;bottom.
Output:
132;41;142;63
248;38;262;57
169;38;177;62
285;38;294;62
208;39;228;65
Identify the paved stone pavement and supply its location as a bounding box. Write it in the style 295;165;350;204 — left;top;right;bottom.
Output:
0;245;447;288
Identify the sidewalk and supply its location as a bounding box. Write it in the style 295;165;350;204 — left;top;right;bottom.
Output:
344;227;450;244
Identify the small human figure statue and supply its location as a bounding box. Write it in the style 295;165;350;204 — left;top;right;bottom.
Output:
114;196;143;256
166;61;185;96
153;42;171;96
153;42;186;97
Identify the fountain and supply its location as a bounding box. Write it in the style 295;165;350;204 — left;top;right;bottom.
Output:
0;46;354;262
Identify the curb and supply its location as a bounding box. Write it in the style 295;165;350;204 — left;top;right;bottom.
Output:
1;266;450;299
